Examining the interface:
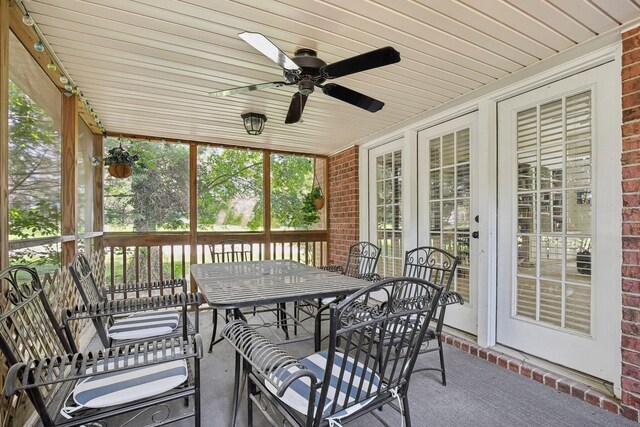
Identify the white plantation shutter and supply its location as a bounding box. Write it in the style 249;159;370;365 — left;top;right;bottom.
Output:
514;90;592;335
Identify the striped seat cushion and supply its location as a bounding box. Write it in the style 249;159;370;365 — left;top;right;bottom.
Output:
108;310;180;340
265;351;380;420
73;354;188;409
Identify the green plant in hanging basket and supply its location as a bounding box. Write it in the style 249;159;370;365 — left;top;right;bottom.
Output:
301;186;324;225
92;138;147;178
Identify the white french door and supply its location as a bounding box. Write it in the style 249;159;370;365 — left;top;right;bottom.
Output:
417;113;479;335
368;140;405;278
497;63;620;382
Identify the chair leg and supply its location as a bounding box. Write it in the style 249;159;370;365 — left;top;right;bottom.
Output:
231;352;242;427
208;308;218;353
247;368;255;427
437;334;446;386
403;394;412;427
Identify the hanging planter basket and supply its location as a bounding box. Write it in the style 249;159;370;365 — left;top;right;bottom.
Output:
313;197;325;210
108;163;133;178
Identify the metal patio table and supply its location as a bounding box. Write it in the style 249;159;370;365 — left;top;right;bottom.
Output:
190;259;372;426
191;259;371;345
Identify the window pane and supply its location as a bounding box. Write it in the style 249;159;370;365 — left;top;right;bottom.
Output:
105;138;189;231
271;153;326;231
9;31;61;241
198;146;263;231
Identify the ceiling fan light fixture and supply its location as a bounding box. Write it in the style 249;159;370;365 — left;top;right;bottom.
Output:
242;112;267;135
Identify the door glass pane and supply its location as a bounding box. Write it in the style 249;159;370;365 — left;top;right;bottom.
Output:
513;90;593;335
375;150;403;277
427;128;471;300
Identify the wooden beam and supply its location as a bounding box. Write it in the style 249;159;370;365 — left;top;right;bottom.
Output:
189;142;197;292
106;131;328;159
0;0;9;270
8;0;101;134
263;150;271;260
61;94;77;266
92;133;104;253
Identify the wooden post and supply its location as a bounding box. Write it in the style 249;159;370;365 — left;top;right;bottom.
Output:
0;0;8;270
189;142;198;292
263;150;271;260
92;133;104;253
61;94;77;266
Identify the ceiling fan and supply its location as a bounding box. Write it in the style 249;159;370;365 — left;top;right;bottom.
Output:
209;32;401;124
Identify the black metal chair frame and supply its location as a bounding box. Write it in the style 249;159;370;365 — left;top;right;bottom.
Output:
223;277;443;427
68;252;200;349
296;241;381;323
0;265;202;427
401;246;463;385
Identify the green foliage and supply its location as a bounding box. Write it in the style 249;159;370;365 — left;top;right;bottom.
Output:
93;139;147;169
301;187;322;226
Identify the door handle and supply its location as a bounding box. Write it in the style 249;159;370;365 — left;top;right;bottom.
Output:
472;231;479;239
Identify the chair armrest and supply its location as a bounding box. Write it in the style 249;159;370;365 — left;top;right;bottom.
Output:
62;292;203;323
4;334;203;396
318;265;344;274
222;320;318;397
107;278;188;298
439;290;464;307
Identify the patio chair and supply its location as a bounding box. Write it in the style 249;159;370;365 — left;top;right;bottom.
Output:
0;265;202;426
68;252;200;349
402;246;463;385
296;241;381;322
207;239;255;352
222;276;443;427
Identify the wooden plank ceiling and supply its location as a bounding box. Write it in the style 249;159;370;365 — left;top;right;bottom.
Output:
21;0;640;154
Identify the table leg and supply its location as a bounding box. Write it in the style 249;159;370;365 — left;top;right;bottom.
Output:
278;302;290;340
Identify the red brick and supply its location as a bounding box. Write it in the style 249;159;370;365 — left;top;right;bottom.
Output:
623;390;640;408
623;179;640;194
622;404;639;421
584;390;602;407
488;352;497;364
623;236;640;250
623;321;640;335
623;76;640;94
571;382;588;399
623;50;640;67
624;265;640;279
460;341;470;352
603;398;620;414
623;107;640;122
543;373;559;388
478;348;488;360
623;307;640;322
622;377;640;394
469;345;479;356
557;379;573;394
623;194;640;208
520;364;532;378
623;165;640;180
624;135;640;151
508;360;520;373
532;368;544;383
623;92;640;109
623;349;640;365
623;279;640;293
623;293;640;308
623;363;640;380
623;64;640;81
623;27;640;40
622;150;640;165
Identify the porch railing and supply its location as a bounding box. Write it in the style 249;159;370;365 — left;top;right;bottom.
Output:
102;231;329;293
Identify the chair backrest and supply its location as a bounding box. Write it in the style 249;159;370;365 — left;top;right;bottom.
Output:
343;241;380;277
403;246;458;289
316;277;442;425
403;246;459;332
209;239;253;263
0;266;73;412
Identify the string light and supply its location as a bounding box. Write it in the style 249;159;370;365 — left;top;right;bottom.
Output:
16;1;105;133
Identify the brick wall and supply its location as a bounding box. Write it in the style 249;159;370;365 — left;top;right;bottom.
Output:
621;26;640;422
327;146;359;267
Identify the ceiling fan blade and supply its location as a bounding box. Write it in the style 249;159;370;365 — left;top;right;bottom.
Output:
239;32;301;71
321;46;401;79
209;81;286;97
322;83;384;112
285;92;308;124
